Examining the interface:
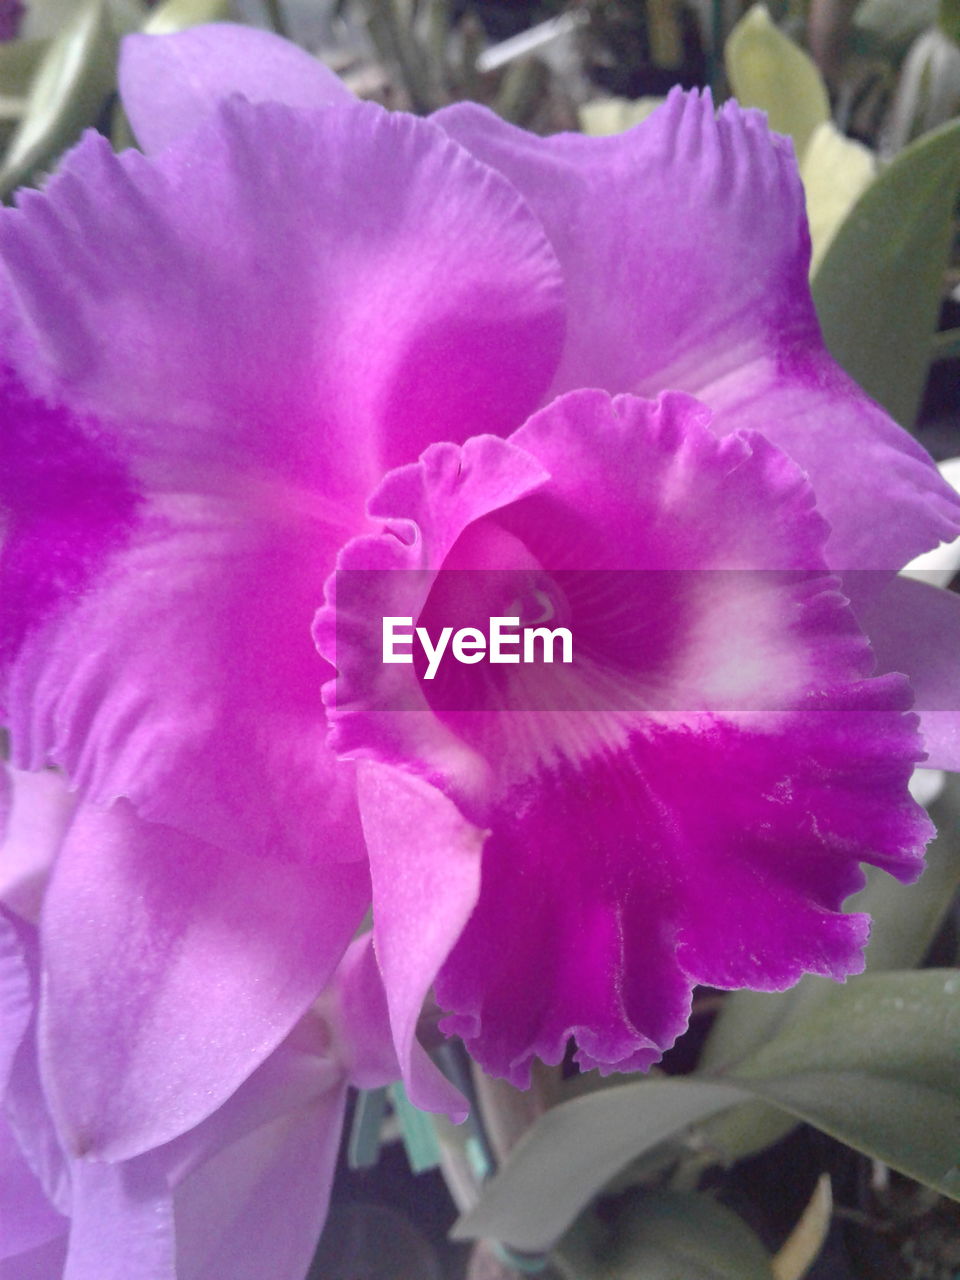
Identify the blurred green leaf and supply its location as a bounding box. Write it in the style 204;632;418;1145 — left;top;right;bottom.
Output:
0;0;116;200
853;0;939;59
0;40;48;152
726;4;830;159
0;37;49;97
579;97;664;137
553;1191;775;1280
728;970;960;1200
452;1080;747;1251
812;115;960;428
800;120;877;275
701;774;960;1072
142;0;228;36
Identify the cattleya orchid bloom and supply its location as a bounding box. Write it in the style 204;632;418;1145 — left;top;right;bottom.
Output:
1;766;418;1280
2;17;960;1238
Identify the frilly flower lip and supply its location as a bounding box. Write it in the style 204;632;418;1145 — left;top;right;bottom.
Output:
317;390;933;1088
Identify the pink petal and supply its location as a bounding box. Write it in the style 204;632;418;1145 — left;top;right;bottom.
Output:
85;1015;348;1280
171;1086;348;1280
0;766;75;923
6;492;362;864
855;574;960;770
0;906;31;1086
0;1237;67;1279
38;798;369;1159
0;911;67;1258
120;24;354;153
0;100;563;499
434;90;960;570
62;1160;175;1280
358;761;481;1119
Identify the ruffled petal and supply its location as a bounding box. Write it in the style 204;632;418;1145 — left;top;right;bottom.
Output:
328;391;930;1082
38;798;369;1159
902;457;960;588
434;91;960;570
120;24;354;154
0;99;564;501
855;574;960;771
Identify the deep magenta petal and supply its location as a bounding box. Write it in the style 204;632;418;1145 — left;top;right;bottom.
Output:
38;799;369;1159
120;24;354;153
336;391;931;1080
434;91;960;570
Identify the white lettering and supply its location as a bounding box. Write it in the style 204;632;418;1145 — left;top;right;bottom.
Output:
523;626;573;664
382;617;414;664
418;625;453;680
489;616;521;663
451;627;486;666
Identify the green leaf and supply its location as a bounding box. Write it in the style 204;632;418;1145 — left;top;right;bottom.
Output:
452;1080;747;1251
0;37;50;98
142;0;229;36
553;1191;775;1280
701;773;960;1071
853;0;939;59
800;120;877;275
725;4;830;159
811;115;960;428
0;0;116;200
729;970;960;1201
579;97;665;137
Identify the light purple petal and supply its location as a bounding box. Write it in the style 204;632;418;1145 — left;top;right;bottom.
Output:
38;798;369;1159
6;492;363;864
173;1086;347;1280
433;90;960;570
0;1237;67;1279
63;1160;175;1280
0;99;564;501
0;767;75;923
120;24;354;154
855;574;960;771
0;906;31;1087
5;928;353;1280
358;761;481;1119
0;909;68;1256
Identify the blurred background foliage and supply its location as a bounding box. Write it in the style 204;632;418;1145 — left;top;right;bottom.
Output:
1;2;959;1278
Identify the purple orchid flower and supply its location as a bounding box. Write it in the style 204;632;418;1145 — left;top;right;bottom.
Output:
0;764;414;1280
1;20;959;1181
